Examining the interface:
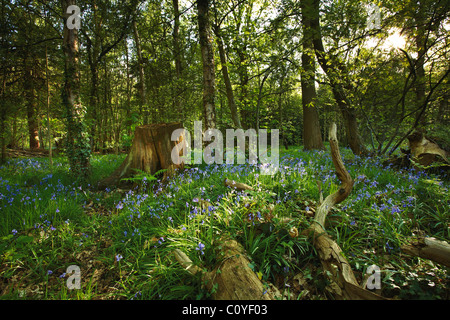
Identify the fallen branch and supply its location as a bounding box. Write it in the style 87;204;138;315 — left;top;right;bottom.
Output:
312;123;354;230
173;249;203;276
224;178;276;197
401;237;450;268
224;178;254;191
173;237;279;300
304;123;386;300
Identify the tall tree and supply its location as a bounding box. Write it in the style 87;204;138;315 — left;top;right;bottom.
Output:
133;18;148;124
300;0;324;150
172;0;183;119
23;57;40;150
61;0;90;178
197;0;217;130
212;1;242;129
309;0;367;155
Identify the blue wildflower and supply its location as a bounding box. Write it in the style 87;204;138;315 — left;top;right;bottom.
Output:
196;242;205;255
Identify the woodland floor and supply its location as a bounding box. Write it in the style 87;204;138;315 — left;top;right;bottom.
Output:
0;146;448;300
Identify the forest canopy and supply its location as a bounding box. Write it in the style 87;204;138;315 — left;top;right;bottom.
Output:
1;0;448;163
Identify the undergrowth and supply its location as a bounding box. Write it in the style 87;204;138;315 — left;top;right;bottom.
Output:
0;147;448;300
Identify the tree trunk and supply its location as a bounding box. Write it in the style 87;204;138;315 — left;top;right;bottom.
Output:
301;0;324;150
215;28;242;129
414;7;427;128
24;60;40;150
45;46;53;169
85;2;100;152
310;0;366;155
133;19;148;125
89;62;99;151
437;93;448;124
61;0;91;179
197;0;217;130
172;0;183;120
97;123;185;189
124;37;133;138
0;78;6;164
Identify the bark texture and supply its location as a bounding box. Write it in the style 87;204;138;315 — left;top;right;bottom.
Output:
301;0;324;150
197;0;217;130
407;131;448;168
401;237;450;268
97;123;184;189
173;237;279;300
62;0;91;178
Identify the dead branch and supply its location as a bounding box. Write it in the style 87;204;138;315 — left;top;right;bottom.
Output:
224;178;254;191
304;123;386;300
172;237;280;300
401;237;450;268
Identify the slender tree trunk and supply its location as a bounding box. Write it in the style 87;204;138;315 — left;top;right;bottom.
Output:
278;76;287;149
437;93;448;124
256;70;270;132
85;1;100;152
215;28;242;129
89;62;99;151
11;115;17;149
24;59;40;150
61;0;90;178
414;13;427;127
301;0;324;150
172;0;183;120
124;37;133;138
310;0;366;155
45;46;53;169
197;0;216;130
1;73;6;164
133;19;148;124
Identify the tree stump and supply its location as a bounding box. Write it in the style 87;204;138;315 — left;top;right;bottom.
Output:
97;123;185;189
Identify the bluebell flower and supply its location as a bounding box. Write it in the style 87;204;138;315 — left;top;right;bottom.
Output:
196;242;205;255
391;206;401;214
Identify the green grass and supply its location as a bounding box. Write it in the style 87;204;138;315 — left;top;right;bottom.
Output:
0;146;448;300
